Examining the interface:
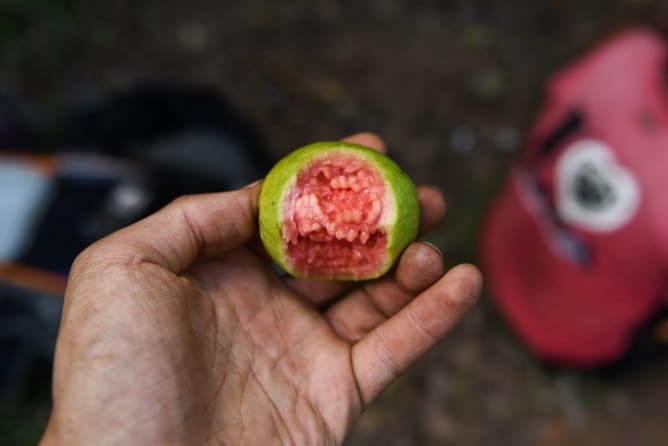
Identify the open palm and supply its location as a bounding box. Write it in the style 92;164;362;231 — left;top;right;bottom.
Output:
41;134;481;446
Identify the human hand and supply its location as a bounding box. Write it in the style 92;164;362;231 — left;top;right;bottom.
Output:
40;133;482;446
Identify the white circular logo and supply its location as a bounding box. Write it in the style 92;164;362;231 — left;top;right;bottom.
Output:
556;139;641;232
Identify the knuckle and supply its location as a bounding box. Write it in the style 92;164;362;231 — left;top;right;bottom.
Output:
70;243;101;273
168;194;197;209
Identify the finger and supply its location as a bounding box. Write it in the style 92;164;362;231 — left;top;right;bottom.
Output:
418;186;446;236
351;263;482;405
342;132;387;153
88;182;262;273
284;277;349;305
325;242;444;341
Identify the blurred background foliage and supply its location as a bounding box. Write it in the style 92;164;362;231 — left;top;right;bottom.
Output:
1;1;668;445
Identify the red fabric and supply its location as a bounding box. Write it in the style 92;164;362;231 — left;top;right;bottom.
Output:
481;28;668;366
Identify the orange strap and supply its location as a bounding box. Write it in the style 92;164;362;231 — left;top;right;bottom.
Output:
0;263;66;296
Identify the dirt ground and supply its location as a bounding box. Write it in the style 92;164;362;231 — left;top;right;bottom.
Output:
2;0;668;444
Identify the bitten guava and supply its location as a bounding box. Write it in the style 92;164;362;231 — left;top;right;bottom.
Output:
259;141;419;281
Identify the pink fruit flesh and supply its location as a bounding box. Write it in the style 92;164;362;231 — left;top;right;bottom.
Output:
281;153;388;278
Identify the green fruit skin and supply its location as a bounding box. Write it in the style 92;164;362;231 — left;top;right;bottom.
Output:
258;141;420;281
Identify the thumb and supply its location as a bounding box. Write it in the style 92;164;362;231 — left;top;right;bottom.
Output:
91;181;262;272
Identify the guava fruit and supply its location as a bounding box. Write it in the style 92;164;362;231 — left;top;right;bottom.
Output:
259;141;420;281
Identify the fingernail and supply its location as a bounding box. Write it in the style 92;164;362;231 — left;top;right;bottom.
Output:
422;241;444;258
244;179;263;189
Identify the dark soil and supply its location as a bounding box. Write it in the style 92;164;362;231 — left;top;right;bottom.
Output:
2;1;668;444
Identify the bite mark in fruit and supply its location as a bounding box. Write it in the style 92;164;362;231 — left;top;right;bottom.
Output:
259;141;420;281
282;153;390;278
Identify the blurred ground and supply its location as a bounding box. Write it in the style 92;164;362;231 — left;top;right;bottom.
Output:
2;0;668;445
